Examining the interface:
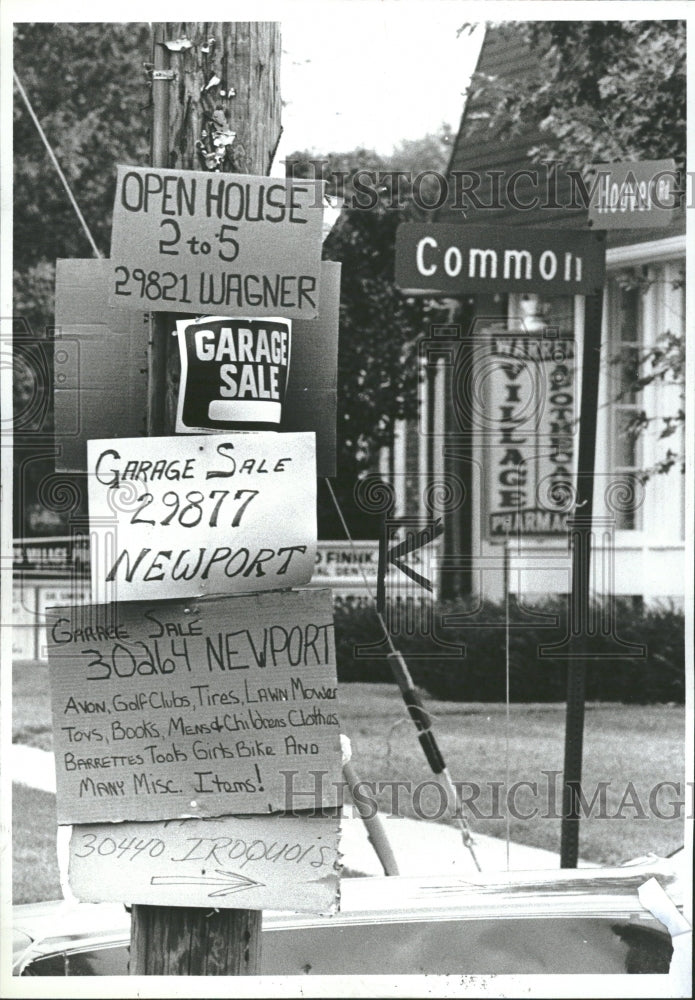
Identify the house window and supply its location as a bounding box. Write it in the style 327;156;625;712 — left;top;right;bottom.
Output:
671;271;686;542
608;276;643;530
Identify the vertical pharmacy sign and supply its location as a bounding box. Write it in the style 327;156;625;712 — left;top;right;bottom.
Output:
480;323;579;538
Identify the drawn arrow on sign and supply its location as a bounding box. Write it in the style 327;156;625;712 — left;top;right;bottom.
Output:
150;869;266;898
387;518;444;592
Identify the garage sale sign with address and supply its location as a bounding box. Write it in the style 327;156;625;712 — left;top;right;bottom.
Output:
47;590;342;825
68;813;340;912
109;165;325;318
87;432;316;604
50;154;342;919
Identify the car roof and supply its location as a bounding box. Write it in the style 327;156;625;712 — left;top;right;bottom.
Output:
13;853;682;973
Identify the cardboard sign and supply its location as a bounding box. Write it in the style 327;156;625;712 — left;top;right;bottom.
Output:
68;814;340;912
477;325;578;538
87;432;316;604
586;159;678;229
109;165;325;317
37;584;90;661
53;259;340;476
54;259;148;472
395;224;605;296
47;590;342;824
176;317;292;430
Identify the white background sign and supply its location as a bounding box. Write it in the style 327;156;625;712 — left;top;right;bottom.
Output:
47;590;342;824
482;329;579;538
69;813;340;912
88;432;316;603
109;165;325;317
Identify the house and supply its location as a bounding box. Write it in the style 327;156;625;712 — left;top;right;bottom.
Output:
384;25;685;607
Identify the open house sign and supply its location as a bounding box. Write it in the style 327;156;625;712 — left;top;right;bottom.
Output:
109;165;325;317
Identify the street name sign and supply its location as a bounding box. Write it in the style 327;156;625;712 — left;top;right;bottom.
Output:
586;159;678;229
395;224;605;296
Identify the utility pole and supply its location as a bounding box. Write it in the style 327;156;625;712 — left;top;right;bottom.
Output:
130;21;282;975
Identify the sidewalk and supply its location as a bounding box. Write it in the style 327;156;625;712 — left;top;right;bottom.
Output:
12;743;571;877
340;805;567;874
12;743;56;793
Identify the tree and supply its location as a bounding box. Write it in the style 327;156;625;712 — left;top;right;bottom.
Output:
13;23;151;535
473;20;685;170
469;19;686;479
287;130;451;537
14;23;151;274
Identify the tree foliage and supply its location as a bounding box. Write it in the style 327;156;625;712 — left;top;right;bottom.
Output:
287;133;451;535
14;23;151;273
13;24;151;535
612;270;685;478
472;20;686;479
477;20;685;170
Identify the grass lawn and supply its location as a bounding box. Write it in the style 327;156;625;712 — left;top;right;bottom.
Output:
12;785;63;903
12;657;53;751
337;685;685;866
11;663;686;901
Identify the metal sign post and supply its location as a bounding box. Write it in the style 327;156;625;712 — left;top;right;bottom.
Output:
560;290;604;868
559;157;673;864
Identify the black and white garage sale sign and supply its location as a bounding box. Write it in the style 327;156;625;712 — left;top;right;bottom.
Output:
47;590;341;824
175;316;291;431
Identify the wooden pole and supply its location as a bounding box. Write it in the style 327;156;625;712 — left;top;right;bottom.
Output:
131;907;261;976
131;21;282;975
146;23;170;435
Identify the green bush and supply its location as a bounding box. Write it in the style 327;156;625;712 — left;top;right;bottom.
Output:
333;596;685;704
